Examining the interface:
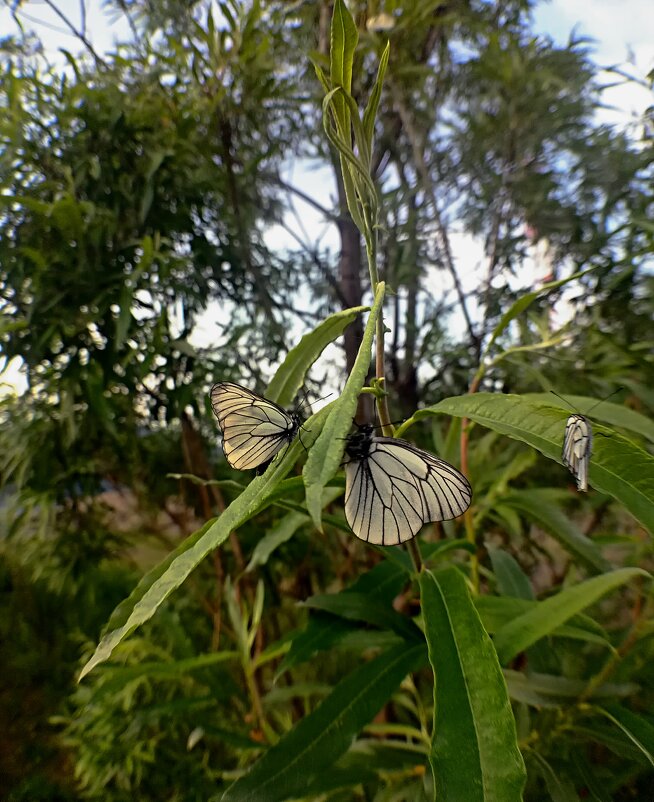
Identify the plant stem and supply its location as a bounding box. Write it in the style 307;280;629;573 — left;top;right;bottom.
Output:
460;369;483;594
406;538;423;574
578;590;651;703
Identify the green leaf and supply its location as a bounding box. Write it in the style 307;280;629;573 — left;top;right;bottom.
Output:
222;642;425;802
475;596;609;648
524;393;654;445
362;41;390;154
528;752;579;802
504;670;638;708
329;0;358;136
80;404;332;680
484;266;598;357
487;546;535;600
420;567;526;802
597;704;654;766
570;752;613;802
277;560;410;677
246;486;342;571
419;394;654;535
503;488;610;573
266;305;367;406
303;282;385;529
276;615;356;678
493;568;650;664
246;510;307;572
303;592;422;642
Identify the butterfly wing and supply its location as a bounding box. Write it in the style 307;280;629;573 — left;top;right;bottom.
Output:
345;435;472;545
210;382;298;470
562;413;592;491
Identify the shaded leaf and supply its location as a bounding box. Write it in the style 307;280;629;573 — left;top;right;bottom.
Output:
420;567;526;802
493;568;649;664
419;394;654;534
222;642;425;802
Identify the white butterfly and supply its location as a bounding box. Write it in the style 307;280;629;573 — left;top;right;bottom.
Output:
562;413;592;492
553;388;621;492
343;425;472;545
210;382;302;471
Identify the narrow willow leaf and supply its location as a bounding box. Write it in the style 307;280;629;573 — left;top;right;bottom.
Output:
476;596;607;638
528;752;579;802
487;546;535;600
303;282;385;529
222;642;425;802
420;567;526;802
362;41;390;153
493;568;650;664
504;670;638;708
277;560;409;677
303;592;422;642
265;305;367;406
524;393;654;445
329;0;358;136
246;487;342;571
276;614;356;678
597;704;654;766
484;266;598;357
246;511;306;572
80;405;332;680
570;752;613;802
503;488;610;573
419;394;654;534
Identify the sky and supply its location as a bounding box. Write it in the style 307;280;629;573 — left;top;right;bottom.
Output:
1;0;653;396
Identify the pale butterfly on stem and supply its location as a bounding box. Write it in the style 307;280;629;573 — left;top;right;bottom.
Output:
343;424;472;546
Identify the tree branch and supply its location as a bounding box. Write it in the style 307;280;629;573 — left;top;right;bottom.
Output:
40;0;108;68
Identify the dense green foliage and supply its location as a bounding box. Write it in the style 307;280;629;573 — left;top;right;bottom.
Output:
1;1;653;800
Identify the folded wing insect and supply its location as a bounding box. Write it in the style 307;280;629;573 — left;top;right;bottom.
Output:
562;413;592;492
553;388;622;493
343;425;472;545
210;382;302;472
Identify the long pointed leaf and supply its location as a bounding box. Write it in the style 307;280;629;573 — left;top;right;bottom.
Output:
80;404;333;680
222;642;426;802
503;488;610;573
266;305;367;406
303;282;385;528
524;393;654;445
493;568;650;664
420;567;526;802
419;394;654;534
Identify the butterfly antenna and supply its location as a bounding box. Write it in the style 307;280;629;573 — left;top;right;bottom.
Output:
583;386;624;416
549;390;576;412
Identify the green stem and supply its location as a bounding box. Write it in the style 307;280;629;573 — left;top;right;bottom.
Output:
406;538;423;574
244;660;278;744
578;592;651;703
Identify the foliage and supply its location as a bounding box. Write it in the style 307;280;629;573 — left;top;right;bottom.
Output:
1;1;653;801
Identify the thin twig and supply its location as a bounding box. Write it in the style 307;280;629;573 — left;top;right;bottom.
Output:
40;0;108;67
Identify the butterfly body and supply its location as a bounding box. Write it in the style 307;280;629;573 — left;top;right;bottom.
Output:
562;413;592;491
344;425;472;545
210;382;301;471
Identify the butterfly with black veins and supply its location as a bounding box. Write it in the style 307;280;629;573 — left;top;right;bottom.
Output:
210;382;303;472
343;425;472;546
553;387;622;493
562;413;592;492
